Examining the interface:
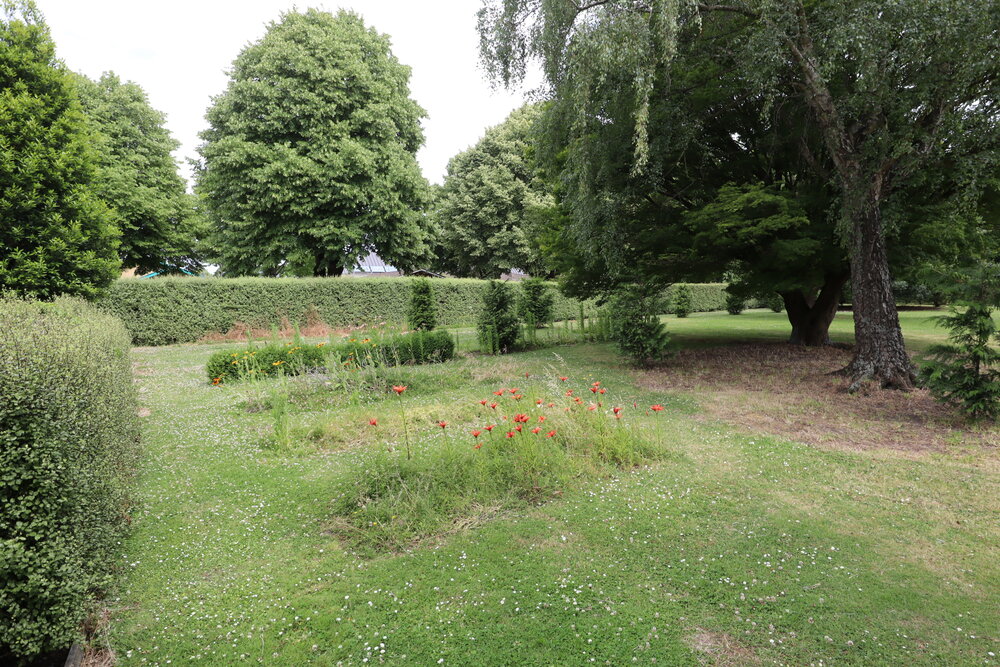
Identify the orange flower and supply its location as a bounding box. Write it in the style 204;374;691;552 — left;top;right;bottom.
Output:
546;430;556;438
531;426;542;434
592;381;601;387
490;402;498;410
512;394;524;400
506;431;515;438
438;421;448;429
509;388;519;394
599;388;607;394
547;402;555;408
479;399;488;405
590;387;598;393
559;376;568;382
471;429;482;438
485;424;495;432
536;399;543;405
515;425;523;432
473;443;482;450
369;418;378;426
565;390;574;396
392;385;407;395
650;404;664;412
587;404;597;411
494;390;505;396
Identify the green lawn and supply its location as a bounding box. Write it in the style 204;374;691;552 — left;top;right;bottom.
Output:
112;312;999;665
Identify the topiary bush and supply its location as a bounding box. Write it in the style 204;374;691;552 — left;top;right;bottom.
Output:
672;284;693;318
0;297;140;663
518;277;554;327
608;286;671;366
407;279;437;331
478;281;520;354
206;341;328;384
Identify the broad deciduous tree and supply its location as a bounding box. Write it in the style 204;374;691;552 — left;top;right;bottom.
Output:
197;9;432;277
479;0;1000;389
0;1;119;298
76;72;204;274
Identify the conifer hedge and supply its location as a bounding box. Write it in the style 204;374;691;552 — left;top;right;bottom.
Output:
0;298;140;662
99;277;735;346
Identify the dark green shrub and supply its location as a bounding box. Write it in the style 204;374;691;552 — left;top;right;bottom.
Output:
608;286;671;366
762;292;784;313
407;279;437;331
519;277;554;327
0;298;140;662
478;281;520;354
206;341;328;383
725;290;746;315
672;284;693;318
98;277;585;346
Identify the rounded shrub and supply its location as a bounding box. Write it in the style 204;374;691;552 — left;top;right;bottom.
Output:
725;290;746;315
0;297;140;662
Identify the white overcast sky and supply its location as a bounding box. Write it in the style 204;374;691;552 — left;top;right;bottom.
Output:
38;0;536;186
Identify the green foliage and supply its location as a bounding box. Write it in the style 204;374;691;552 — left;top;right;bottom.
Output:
98;277;583;346
725;290;746;315
196;9;432;277
672;285;692;319
331;330;455;368
762;292;785;313
919;265;1000;421
433;105;555;278
407;279;437;331
0;297;139;662
74;72;204;275
0;3;120;299
518;277;554;327
477;281;519;354
206;341;328;384
608;286;670;366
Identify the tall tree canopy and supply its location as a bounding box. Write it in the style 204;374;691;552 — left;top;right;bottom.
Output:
432;104;555;278
76;72;204;274
479;0;1000;389
0;0;119;298
196;9;432;277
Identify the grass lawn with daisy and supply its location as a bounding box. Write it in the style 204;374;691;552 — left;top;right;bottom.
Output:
110;310;999;665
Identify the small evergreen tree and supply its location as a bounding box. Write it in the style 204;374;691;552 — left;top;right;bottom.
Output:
673;285;692;318
518;277;554;327
919;265;1000;421
0;2;120;298
477;281;519;354
608;286;670;366
725;290;746;315
407;279;437;331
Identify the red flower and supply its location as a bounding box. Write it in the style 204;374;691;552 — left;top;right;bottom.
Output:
524;372;530;378
574;397;583;404
515;425;523;432
547;402;555;408
587;404;597;411
650;404;664;412
369;418;378;426
479;399;488;405
565;390;574;396
490;402;498;410
485;424;495;432
509;388;519;394
513;413;529;423
438;421;448;428
494;389;505;396
473;443;482;450
599;388;606;395
559;376;568;382
392;385;407;395
614;413;622;420
536;399;543;405
612;406;622;415
472;429;482;438
513;394;524;400
546;430;557;438
531;426;542;434
538;415;546;422
592;381;601;387
590;387;598;393
506;431;515;438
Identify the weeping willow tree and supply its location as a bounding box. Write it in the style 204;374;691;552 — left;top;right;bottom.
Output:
479;0;1000;390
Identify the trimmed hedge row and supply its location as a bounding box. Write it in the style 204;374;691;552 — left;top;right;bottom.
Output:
0;298;140;662
98;277;738;347
663;283;734;314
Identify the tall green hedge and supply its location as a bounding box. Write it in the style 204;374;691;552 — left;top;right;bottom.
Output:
98;277;736;346
0;298;140;663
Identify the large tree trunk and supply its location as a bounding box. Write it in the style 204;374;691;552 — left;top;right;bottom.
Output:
781;271;847;346
844;195;915;390
314;252;345;277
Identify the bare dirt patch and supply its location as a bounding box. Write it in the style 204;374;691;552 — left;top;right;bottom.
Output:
684;628;760;665
637;343;999;454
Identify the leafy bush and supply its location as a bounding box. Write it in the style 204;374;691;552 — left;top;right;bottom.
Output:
407;279;437;331
206;341;328;384
99;277;584;346
331;330;455;367
518;277;554;327
477;281;520;354
663;283;732;314
672;284;693;318
0;298;140;662
608;286;671;366
761;292;784;312
725;290;746;315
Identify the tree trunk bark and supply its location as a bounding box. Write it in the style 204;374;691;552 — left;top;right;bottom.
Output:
314;252;345;277
844;196;915;390
782;271;847;346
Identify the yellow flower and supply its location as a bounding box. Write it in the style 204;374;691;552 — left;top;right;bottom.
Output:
272;360;284;366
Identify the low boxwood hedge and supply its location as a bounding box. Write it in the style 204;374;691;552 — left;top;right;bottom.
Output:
0;298;140;663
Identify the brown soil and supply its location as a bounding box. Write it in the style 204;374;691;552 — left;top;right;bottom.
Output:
637;343;999;454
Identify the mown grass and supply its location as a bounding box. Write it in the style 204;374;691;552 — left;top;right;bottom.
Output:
111;312;999;665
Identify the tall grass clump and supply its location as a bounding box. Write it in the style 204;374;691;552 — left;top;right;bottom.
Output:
331;376;662;552
0;298;140;663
